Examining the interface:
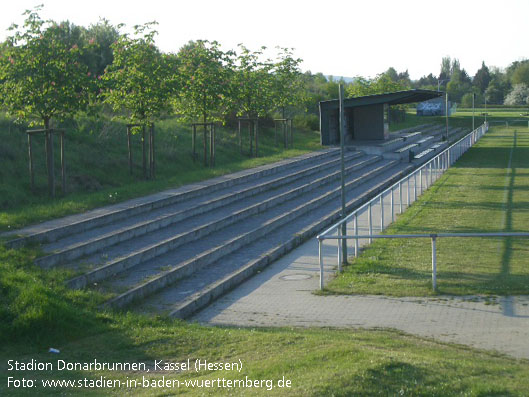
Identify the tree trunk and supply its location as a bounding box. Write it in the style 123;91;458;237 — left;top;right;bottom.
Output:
127;126;133;175
44;118;55;198
248;116;252;157
203;113;208;167
28;133;34;191
254;119;258;157
142;125;147;179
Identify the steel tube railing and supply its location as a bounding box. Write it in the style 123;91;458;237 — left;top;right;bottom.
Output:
317;232;529;291
317;123;490;290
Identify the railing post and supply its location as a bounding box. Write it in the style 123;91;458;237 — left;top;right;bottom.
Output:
420;169;423;194
399;181;403;214
391;187;394;223
431;235;437;291
337;227;342;272
413;172;417;202
407;176;410;206
380;194;384;231
429;162;433;186
319;238;324;290
354;213;359;257
368;202;373;244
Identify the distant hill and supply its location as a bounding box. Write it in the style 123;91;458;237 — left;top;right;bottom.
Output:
325;75;355;83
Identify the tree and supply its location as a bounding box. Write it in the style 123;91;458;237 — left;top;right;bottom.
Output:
102;22;177;177
385;67;398;82
439;56;451;82
415;73;438;90
506;59;529;86
511;62;529;86
0;7;97;128
103;22;176;126
174;40;233;166
175;40;233;123
345;73;408;98
461;91;483;108
272;47;304;117
0;6;97;196
504;84;529;106
81;19;120;77
485;67;509;104
345;76;372;97
232;44;275;156
473;61;491;94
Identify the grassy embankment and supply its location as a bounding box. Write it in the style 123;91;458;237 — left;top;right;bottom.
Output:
0;115;320;232
326;124;529;296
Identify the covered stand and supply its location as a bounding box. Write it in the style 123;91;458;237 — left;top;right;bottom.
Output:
319;89;443;145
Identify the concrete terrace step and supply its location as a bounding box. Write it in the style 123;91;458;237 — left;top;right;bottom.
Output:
413;148;434;159
401;131;422;142
35;151;364;269
101;159;400;309
136;162;414;318
66;153;380;289
416;136;435;147
392;124;431;135
4;148;340;248
395;143;418;153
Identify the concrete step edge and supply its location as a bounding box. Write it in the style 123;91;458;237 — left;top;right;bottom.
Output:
36;151;363;268
6;148;340;248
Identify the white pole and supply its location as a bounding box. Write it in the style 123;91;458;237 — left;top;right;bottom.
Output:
413;172;417;202
368;202;373;244
391;187;394;223
380;194;384;231
432;236;437;291
399;181;403;214
354;213;359;257
337;227;342;272
407;176;410;206
319;239;324;290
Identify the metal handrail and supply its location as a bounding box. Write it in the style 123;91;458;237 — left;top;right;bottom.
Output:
316;122;490;290
318;232;529;291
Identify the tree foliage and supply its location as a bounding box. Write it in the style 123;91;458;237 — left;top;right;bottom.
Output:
102;22;176;126
0;6;97;126
473;61;491;94
511;62;529;86
174;40;233;123
346;73;408;98
504;83;529;106
272;47;304;116
232;45;275;118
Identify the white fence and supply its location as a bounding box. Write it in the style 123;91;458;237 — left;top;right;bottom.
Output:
316;122;492;290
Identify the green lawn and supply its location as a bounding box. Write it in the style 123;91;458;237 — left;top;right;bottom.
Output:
325;126;529;296
0;115;320;232
1;242;529;396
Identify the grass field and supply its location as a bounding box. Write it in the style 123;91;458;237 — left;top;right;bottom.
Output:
325;125;529;296
0;114;321;232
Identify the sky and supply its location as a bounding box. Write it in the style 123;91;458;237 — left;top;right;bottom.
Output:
1;0;528;80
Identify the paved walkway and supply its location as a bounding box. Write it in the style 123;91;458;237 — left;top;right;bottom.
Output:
194;222;529;360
